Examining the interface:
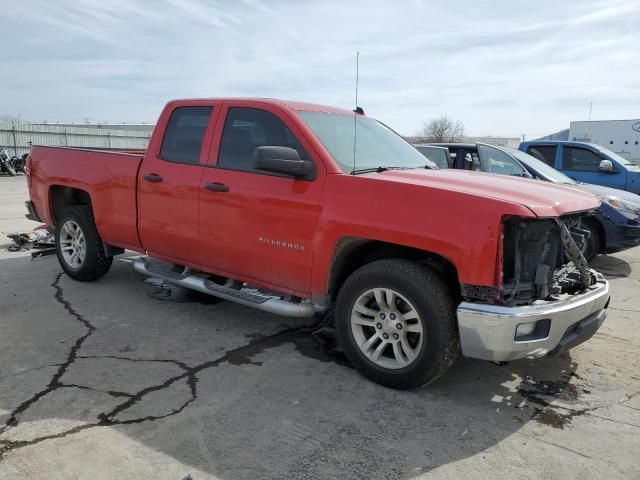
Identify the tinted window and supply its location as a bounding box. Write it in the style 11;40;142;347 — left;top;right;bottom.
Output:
526;145;557;167
218;108;309;173
563;146;602;171
477;144;525;176
160;106;212;164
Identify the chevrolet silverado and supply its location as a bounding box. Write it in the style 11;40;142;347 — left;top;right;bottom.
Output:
25;98;610;389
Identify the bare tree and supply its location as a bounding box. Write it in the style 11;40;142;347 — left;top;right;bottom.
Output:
415;115;464;143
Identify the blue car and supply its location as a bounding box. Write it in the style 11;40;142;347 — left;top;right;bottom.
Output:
519;140;640;195
419;142;640;261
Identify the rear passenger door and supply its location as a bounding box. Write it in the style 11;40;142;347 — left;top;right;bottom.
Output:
138;104;217;265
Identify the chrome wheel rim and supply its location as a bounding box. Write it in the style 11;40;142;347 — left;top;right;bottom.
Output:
59;220;86;269
350;288;424;370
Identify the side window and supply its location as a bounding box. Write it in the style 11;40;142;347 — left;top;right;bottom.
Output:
218;107;310;173
563;147;602;172
477;144;525;176
527;145;557;167
159;106;213;164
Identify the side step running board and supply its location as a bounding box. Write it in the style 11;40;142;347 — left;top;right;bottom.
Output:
133;258;318;318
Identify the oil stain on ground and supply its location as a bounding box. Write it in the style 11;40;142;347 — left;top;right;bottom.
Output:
518;373;586;429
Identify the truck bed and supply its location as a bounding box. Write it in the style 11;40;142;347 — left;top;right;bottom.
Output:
28;145;145;251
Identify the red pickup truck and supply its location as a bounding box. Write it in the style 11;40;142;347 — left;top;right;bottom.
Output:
25;98;610;388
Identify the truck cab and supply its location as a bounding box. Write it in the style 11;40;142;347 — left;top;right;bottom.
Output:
519;140;640;194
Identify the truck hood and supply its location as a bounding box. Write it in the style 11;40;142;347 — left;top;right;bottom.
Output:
375;169;600;217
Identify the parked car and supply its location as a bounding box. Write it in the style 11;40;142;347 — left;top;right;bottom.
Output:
25;98;609;389
418;142;640;260
519;140;640;195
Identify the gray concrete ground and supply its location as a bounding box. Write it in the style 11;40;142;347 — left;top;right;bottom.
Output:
0;174;638;480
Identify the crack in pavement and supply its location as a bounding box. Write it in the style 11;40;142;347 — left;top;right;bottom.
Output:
0;273;329;460
0;273;96;438
0;364;65;383
57;384;135;399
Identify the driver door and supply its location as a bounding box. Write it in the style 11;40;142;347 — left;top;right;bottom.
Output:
560;145;626;190
198;102;325;295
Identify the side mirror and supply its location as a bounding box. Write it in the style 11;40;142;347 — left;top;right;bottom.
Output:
599;159;615;173
522;170;533;179
253;146;314;179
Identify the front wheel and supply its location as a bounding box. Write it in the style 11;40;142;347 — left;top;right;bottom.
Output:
335;259;459;389
55;206;113;281
5;164;16;176
581;221;602;262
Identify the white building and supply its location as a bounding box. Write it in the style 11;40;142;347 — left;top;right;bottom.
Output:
460;136;521;148
569;119;640;162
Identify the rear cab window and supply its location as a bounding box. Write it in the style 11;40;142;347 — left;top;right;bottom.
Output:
160;106;213;164
526;145;557;167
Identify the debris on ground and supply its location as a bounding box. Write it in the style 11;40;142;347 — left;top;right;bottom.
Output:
6;224;55;256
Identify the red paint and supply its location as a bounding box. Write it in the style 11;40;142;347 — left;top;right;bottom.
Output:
27;98;601;303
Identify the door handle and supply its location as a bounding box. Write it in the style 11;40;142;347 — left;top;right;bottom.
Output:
143;173;163;183
204;182;230;192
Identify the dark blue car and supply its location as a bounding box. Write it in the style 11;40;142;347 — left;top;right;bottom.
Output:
416;142;640;261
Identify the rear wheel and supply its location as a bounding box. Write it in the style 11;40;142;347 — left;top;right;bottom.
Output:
55;206;112;281
335;259;459;389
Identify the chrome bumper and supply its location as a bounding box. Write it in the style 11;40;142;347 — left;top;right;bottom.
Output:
457;279;610;361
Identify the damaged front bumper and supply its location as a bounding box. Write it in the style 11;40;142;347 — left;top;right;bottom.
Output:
456;273;609;362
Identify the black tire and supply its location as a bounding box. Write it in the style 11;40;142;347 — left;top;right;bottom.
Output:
55;206;113;281
582;221;602;263
335;259;459;389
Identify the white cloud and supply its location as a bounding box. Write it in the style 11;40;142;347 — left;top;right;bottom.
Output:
1;0;638;137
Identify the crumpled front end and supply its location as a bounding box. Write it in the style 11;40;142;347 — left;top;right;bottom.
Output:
457;214;610;361
499;215;598;306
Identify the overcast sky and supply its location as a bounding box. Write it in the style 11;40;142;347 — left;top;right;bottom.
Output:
2;0;639;137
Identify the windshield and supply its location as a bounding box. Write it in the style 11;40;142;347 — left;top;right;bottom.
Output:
595;145;634;166
298;111;435;173
505;147;577;184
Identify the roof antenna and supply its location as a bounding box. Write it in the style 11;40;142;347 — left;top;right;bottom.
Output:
352;51;360;174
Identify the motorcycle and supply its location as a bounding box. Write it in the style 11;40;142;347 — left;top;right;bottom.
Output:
10;153;26;173
0;148;17;176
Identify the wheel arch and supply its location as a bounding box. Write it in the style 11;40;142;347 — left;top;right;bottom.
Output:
583;216;606;254
326;237;461;305
49;185;93;226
